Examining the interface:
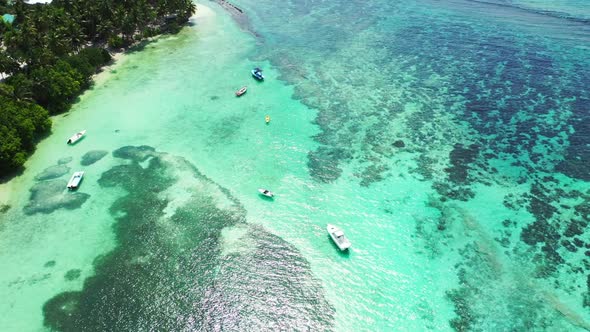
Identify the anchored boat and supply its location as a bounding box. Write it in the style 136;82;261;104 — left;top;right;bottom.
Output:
327;224;351;251
251;68;264;80
265;115;270;124
236;86;247;96
67;171;84;190
67;130;86;144
258;188;274;198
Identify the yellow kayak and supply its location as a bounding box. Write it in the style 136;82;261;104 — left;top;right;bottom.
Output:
265;115;271;124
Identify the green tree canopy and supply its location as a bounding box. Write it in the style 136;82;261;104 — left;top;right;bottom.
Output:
0;91;51;173
0;0;195;175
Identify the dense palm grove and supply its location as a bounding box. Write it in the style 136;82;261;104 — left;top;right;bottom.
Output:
0;0;195;175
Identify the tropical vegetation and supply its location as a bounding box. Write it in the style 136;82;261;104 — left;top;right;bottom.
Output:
0;0;196;175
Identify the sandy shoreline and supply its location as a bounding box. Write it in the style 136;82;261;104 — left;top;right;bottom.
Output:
0;183;14;208
75;4;216;87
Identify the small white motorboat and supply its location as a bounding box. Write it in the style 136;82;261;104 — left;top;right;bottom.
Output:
258;188;274;198
67;171;84;189
67;130;86;144
327;224;351;251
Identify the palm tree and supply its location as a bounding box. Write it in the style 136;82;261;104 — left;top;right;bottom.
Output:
0;52;19;78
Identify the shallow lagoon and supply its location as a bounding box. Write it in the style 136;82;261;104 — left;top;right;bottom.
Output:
0;1;589;331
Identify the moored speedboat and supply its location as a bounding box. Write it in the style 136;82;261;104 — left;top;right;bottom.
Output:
327;224;351;251
67;130;86;144
251;68;264;80
236;86;247;96
258;188;274;198
67;171;84;190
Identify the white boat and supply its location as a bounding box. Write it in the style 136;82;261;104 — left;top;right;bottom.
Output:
327;224;351;251
67;171;84;189
235;86;247;96
67;130;86;144
258;188;274;198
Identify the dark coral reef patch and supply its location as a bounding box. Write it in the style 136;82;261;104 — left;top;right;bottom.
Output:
80;150;108;166
203;226;335;331
57;157;73;165
64;269;81;281
23;180;90;215
34;165;71;181
43;146;334;331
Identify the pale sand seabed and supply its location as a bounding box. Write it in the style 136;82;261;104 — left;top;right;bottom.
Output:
0;182;14;206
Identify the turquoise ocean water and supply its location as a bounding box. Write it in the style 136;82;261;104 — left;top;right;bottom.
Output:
0;1;589;331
